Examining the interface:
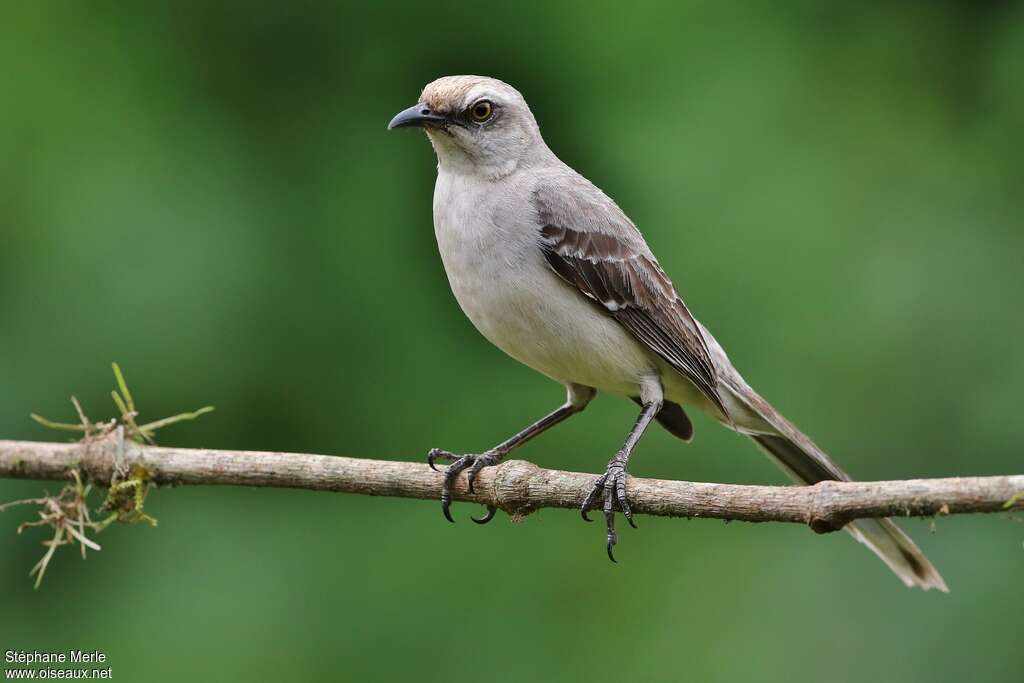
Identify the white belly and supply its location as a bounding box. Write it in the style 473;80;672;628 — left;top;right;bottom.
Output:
432;171;658;395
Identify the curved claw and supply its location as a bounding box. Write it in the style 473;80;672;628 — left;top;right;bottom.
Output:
427;448;454;472
440;460;465;523
471;505;498;524
605;509;619;563
440;458;471;523
433;453;500;524
615;475;637;529
584;457;633;562
580;473;607;522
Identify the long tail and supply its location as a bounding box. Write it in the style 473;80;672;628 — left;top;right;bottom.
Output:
723;377;948;592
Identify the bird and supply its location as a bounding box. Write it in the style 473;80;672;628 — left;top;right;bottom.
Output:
387;75;947;590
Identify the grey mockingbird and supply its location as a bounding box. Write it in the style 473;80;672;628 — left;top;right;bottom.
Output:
388;75;946;590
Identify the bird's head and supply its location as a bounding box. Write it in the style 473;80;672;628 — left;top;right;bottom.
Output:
388;75;547;178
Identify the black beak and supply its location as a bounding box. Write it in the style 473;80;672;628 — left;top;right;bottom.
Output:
387;103;447;130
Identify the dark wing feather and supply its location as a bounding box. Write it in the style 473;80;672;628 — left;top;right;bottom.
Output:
534;185;725;414
632;397;694;442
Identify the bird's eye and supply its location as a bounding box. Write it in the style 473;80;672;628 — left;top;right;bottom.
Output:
469;100;493;122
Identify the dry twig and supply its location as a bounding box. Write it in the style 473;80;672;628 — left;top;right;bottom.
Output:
2;439;1022;530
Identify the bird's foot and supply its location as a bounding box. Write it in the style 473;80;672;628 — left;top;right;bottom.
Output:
580;450;636;562
427;449;501;524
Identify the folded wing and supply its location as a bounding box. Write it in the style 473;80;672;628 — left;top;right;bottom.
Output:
533;179;725;415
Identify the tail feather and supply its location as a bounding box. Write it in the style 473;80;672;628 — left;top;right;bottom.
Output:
730;386;948;592
846;518;948;592
691;320;946;590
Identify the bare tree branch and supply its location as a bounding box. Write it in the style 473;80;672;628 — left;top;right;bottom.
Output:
1;438;1021;532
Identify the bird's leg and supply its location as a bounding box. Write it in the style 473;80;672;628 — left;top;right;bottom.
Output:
581;396;662;562
428;384;595;524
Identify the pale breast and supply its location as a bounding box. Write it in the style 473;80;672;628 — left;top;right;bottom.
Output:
432;171;659;395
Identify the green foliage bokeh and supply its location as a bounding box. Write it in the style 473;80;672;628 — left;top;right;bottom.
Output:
2;2;1022;681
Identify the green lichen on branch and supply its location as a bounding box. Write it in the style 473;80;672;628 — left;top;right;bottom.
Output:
2;362;213;588
97;464;158;529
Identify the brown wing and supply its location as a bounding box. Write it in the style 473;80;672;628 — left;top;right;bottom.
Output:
534;183;725;414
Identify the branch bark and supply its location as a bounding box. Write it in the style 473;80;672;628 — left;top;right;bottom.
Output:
1;438;1021;531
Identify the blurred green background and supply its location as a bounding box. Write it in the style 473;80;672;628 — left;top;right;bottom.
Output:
2;1;1022;681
